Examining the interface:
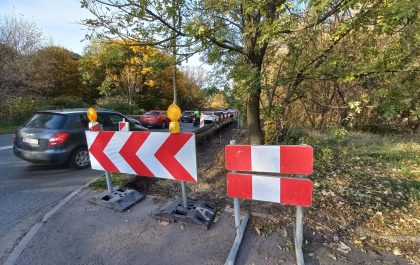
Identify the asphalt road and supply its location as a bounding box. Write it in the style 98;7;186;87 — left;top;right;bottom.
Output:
0;122;198;263
0;133;102;263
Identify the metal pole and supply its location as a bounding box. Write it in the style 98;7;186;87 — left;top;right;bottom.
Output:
225;139;249;265
171;0;187;208
181;181;188;208
172;1;177;104
233;198;241;230
229;140;241;230
294;175;305;265
225;213;250;265
105;171;113;194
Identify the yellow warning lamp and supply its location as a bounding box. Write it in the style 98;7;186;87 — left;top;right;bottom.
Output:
167;103;181;121
167;103;181;133
87;107;97;122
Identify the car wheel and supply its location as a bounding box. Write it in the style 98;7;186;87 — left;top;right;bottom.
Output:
161;121;166;129
69;147;90;169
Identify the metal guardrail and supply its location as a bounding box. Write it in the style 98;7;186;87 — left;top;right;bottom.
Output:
194;117;236;144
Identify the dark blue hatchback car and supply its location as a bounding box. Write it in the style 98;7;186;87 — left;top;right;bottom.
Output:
13;108;147;169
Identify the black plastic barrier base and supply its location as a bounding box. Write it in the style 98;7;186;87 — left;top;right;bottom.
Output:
89;187;144;212
153;198;217;230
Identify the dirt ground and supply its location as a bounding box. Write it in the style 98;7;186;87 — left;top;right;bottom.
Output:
122;122;417;264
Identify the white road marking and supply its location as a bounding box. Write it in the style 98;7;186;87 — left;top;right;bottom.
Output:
0;145;13;151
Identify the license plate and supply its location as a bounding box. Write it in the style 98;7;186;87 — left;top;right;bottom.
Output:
23;137;39;145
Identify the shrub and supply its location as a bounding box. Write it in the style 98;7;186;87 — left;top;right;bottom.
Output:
96;97;144;115
0;96;90;123
0;96;43;122
44;97;89;110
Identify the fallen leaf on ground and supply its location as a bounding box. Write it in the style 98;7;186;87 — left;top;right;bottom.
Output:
337;241;351;254
393;247;402;256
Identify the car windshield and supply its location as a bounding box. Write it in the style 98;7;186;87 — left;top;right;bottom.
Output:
25;113;67;129
183;111;193;115
144;111;160;116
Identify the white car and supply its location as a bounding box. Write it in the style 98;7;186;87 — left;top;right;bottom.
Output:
202;111;219;124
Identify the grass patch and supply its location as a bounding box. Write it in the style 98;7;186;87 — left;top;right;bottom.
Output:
283;128;420;261
89;173;133;190
0;121;21;134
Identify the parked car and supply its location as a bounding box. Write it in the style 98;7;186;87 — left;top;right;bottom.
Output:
202;111;219;124
181;111;195;123
13;108;147;169
126;115;142;125
140;110;170;128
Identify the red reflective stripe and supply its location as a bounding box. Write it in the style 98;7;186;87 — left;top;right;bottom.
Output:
155;133;196;182
280;146;313;175
227;173;252;199
89;131;118;172
119;132;153;177
118;122;127;130
280;178;313;207
225;145;252;171
89;123;100;131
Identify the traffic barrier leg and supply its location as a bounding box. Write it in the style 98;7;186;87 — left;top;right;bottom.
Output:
225;140;249;265
153;109;217;229
88;119;144;212
294;175;306;265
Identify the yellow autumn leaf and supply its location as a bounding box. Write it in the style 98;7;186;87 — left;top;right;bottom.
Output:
145;79;156;87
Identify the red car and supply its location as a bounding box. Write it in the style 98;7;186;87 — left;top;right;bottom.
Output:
140;110;170;128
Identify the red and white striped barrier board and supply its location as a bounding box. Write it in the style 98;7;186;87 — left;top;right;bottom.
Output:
89;122;101;131
86;131;198;182
225;145;313;175
200;114;204;128
119;121;129;131
227;173;312;206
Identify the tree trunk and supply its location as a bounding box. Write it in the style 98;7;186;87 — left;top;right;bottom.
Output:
247;87;263;144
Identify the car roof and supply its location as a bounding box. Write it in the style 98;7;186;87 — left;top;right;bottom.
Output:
37;108;119;115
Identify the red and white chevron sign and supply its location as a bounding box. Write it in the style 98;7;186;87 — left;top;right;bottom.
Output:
227;173;313;206
85;131;198;182
225;145;313;175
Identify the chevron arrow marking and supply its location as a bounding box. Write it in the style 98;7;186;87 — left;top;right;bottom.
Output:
86;131;198;182
155;133;196;182
119;132;154;177
88;131;118;172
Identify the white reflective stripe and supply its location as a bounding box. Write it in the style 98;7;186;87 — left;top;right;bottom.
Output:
104;132;135;174
252;174;280;203
175;136;198;181
119;122;129;131
85;131;103;170
137;133;173;179
251;146;280;173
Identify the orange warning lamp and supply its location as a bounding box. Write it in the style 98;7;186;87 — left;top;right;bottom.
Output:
87;107;97;122
167;103;181;133
167;103;181;121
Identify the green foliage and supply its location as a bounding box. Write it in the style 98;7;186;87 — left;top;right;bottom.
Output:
96;97;143;115
0;121;21;134
0;97;43;122
46;97;89;109
330;127;349;141
0;96;90;123
89;173;132;190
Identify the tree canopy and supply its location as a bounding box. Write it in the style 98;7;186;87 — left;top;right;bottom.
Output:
81;0;419;143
